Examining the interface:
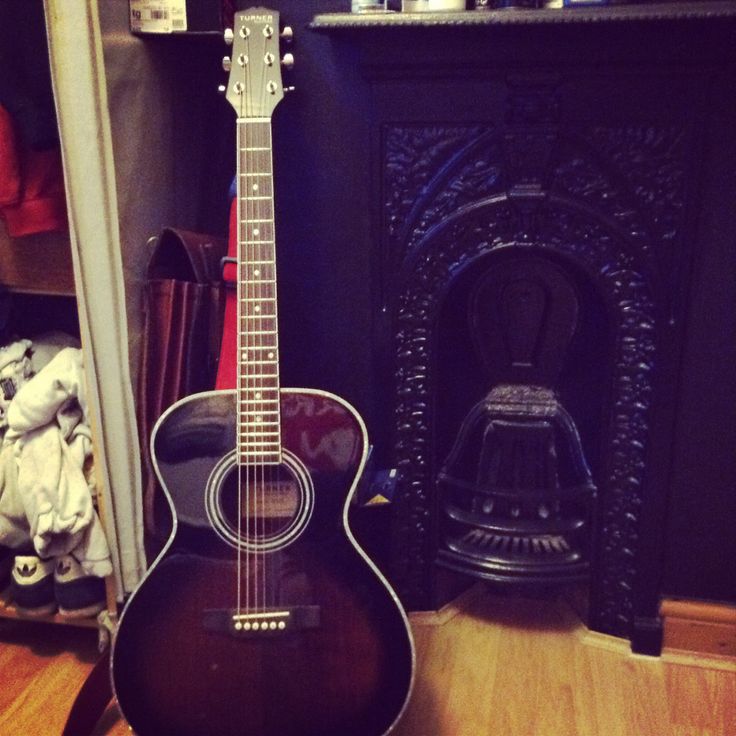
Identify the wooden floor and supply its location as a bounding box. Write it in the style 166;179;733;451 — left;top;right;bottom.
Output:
1;589;733;736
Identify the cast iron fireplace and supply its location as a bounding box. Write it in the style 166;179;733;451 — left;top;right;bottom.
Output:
306;8;736;654
380;80;691;649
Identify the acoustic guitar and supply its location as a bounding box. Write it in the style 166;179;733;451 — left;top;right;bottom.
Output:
111;8;415;736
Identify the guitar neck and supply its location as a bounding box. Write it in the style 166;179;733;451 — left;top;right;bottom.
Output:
237;118;282;465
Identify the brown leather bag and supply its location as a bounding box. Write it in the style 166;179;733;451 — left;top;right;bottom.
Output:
137;227;227;538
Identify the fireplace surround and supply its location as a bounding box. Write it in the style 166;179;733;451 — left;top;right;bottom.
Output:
386;118;670;642
303;5;736;654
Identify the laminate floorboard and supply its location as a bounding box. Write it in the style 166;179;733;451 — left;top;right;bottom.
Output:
0;590;733;735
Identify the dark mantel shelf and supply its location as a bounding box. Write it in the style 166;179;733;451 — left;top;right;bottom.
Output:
310;1;736;30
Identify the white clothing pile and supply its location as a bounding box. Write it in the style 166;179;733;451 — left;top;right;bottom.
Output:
0;346;111;577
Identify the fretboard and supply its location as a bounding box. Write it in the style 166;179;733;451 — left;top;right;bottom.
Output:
237;119;281;465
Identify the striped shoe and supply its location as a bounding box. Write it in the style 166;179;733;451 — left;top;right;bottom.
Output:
54;555;105;619
11;555;56;615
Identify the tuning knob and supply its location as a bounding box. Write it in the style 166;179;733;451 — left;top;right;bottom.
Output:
281;53;295;70
284;86;296;94
222;56;232;72
224;28;234;45
217;84;227;95
280;26;294;43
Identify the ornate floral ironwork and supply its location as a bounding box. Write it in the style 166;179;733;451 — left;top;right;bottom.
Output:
384;122;686;638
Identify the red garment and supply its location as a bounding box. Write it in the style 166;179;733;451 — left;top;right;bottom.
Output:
215;197;238;390
0;105;67;237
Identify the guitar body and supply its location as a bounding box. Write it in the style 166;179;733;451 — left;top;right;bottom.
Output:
111;388;414;736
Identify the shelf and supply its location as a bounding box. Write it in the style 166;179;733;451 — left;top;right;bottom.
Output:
310;1;736;30
0;221;76;297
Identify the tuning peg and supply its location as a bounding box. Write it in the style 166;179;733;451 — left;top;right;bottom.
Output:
281;53;295;71
224;28;234;45
284;86;296;94
280;26;294;43
217;84;227;95
222;56;232;72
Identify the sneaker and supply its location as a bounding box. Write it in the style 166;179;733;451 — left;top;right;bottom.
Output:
10;555;56;615
54;555;105;618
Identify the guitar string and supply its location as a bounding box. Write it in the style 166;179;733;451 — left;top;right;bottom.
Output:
245;112;253;616
262;70;277;614
250;82;266;611
260;118;267;614
256;52;268;615
250;48;260;616
236;98;243;621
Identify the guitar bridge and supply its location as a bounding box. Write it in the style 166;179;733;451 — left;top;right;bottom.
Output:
203;606;320;637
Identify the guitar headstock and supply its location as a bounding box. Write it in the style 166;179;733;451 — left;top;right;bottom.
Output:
221;7;294;119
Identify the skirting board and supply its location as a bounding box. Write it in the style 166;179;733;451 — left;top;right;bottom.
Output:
660;598;736;660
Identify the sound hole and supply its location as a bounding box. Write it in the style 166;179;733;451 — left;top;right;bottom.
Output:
219;463;302;544
206;448;314;552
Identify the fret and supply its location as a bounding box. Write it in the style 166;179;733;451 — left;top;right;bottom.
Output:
239;350;278;357
238;152;272;170
240;235;273;243
239;206;273;214
239;304;276;311
240;146;271;151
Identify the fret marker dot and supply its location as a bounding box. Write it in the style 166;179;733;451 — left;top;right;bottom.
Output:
254;306;261;313
268;352;274;359
254;269;260;276
252;184;259;192
255;392;262;399
253;228;260;236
